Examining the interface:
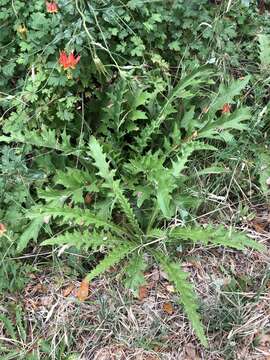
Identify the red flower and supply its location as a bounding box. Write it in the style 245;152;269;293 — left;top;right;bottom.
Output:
59;51;80;69
222;103;231;114
46;2;58;13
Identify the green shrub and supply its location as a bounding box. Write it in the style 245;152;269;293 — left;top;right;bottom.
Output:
0;0;269;346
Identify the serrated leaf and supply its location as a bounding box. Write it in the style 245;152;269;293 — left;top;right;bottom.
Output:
155;252;208;347
89;137;141;233
89;136;115;184
0;315;17;340
29;206;124;235
55;168;92;188
17;218;43;253
124;254;147;296
207;76;250;117
41;230;111;251
136;67;213;150
86;242;135;281
258;34;270;68
171;142;217;177
169;225;265;252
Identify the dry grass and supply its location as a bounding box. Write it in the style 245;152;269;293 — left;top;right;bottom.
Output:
1;208;270;359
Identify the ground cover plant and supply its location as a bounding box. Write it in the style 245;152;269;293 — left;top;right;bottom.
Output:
1;0;270;358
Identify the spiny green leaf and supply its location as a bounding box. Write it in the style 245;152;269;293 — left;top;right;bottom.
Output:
86;242;135;281
155;252;208;347
124;254;147;296
17;218;43;253
169;225;265;252
207;76;250;116
136;67;213;150
0;127;82;155
0;314;17;340
29;206;124;235
171;142;217;177
199;107;250;137
112;180;142;234
89;137;141;233
41;230;113;251
54;168;92;188
89;136;115;184
258;34;270;68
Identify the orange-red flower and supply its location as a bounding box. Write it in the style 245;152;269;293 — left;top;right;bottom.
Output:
59;51;80;70
222;103;231;114
46;2;58;13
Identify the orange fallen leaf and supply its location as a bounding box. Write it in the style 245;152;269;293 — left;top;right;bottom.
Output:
222;103;231;114
77;278;90;301
163;302;174;314
62;284;75;297
84;192;93;205
138;285;148;300
253;222;265;233
0;223;6;236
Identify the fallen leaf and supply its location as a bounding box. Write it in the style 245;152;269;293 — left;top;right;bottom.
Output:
62;284;75;297
163;302;174;315
85;193;93;205
39;296;53;307
31;283;47;294
184;343;200;360
222;103;231;114
166;284;175;293
0;223;6;236
138;285;148;300
253;222;265;233
77;278;90;301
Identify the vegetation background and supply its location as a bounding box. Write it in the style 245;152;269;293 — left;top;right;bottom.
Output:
0;0;270;359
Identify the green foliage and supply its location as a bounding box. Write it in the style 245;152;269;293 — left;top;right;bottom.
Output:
154;252;208;347
32;132;263;346
135;67;213;150
0;307;65;359
17;218;43;253
169;225;265;252
258;34;270;68
41;230;111;251
31;206;124;234
256;148;270;196
85;242;136;282
1;0;269;349
123;254;147;296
